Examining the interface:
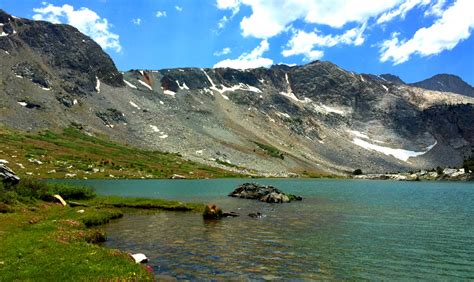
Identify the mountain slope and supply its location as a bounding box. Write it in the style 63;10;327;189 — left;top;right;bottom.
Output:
410;74;474;98
1;10;473;176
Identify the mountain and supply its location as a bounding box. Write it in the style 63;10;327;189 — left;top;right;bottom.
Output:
379;74;405;84
1;10;474;176
410;74;474;98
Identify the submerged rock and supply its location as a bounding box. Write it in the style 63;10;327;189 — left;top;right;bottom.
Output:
229;183;302;203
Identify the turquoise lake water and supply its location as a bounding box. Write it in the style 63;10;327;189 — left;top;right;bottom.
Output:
66;179;474;280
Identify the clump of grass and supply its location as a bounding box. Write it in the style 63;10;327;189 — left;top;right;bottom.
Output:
254;141;285;159
81;208;124;227
1;179;95;204
93;196;205;212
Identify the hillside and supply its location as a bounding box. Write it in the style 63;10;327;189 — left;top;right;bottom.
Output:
1;10;473;176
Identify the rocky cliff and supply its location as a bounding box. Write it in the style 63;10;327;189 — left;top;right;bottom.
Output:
1;10;473;176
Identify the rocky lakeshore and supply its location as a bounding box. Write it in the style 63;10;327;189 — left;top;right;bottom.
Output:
353;168;474;181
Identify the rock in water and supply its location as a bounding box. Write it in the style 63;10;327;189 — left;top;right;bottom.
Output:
229;183;302;203
0;164;20;184
203;204;223;219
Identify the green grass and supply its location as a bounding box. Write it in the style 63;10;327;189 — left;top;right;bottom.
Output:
254;141;285;159
0;180;205;280
0;126;243;179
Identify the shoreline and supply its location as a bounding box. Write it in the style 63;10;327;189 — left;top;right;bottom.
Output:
0;180;204;280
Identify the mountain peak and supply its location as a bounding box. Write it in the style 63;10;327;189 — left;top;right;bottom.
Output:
410;74;474;97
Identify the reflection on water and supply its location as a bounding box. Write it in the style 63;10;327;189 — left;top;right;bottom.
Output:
75;179;474;280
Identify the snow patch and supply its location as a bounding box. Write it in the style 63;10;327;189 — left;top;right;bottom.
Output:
163;89;176;97
138;80;153;91
347;130;369;139
381;84;389;92
352;138;437;162
124;79;137;89
0;32;8;37
40;86;51;91
279;73;309;103
360;75;365;82
73;99;78;105
95;77;101;93
159;101;164;105
15;75;23;78
129;101;141;110
195;150;204;155
313;104;346;115
17;102;27;107
139;70;144;76
176;80;190;90
159;134;168;139
276;112;291;119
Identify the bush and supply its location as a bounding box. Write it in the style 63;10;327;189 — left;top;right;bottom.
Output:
352;169;363;175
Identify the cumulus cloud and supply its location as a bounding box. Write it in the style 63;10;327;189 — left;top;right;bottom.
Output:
156;11;167;18
377;0;431;24
132;18;141;25
379;0;474;64
282;24;366;61
213;47;232;56
214;40;273;69
217;0;404;39
33;3;122;52
175;6;183;12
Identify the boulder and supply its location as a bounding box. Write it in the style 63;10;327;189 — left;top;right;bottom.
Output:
229;183;302;203
0;164;20;184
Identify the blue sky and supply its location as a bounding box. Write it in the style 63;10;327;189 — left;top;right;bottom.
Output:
2;0;473;84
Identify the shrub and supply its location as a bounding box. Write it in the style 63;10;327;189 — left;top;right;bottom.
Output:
352;169;363;175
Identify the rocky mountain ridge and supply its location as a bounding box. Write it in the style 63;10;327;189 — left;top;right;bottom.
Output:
1;10;473;176
410;74;474;98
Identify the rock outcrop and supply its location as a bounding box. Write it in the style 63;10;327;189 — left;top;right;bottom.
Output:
0;164;20;184
229;183;302;203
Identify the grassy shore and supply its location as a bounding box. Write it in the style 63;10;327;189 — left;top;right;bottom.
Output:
0;180;204;280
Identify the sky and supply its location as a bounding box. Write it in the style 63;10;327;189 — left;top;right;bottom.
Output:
1;0;473;85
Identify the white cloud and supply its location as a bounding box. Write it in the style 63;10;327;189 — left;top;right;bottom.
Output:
282;24;366;61
377;0;431;24
424;0;447;17
379;0;474;64
33;3;121;53
216;0;241;13
217;0;403;39
156;11;167;18
175;6;183;12
216;0;241;30
213;47;232;56
214;40;273;69
132;18;141;25
217;16;229;29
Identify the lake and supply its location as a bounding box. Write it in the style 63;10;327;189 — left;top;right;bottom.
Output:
65;179;474;280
